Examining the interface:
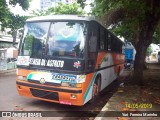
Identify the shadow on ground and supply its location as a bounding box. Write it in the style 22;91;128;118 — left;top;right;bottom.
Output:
97;63;160;120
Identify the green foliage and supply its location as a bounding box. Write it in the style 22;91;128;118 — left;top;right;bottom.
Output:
152;24;160;44
9;0;31;10
146;46;153;56
77;0;86;9
31;2;85;16
0;0;10;25
2;13;28;31
0;0;30;32
92;0;160;44
93;0;160;84
30;10;47;16
24;35;33;55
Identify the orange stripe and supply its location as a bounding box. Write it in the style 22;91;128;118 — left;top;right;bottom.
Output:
95;51;107;69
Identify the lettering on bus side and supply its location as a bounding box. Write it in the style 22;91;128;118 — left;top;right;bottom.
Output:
30;58;41;65
29;58;64;68
47;60;64;68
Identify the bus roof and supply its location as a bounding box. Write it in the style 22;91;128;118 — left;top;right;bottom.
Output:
25;15;124;43
26;15;96;22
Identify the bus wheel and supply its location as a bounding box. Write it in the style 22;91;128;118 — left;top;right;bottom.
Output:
92;75;101;98
115;66;120;80
117;66;120;77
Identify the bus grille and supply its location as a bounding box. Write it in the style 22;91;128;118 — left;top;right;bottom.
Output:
30;88;59;101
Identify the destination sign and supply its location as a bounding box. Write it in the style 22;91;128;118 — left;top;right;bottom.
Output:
17;56;64;68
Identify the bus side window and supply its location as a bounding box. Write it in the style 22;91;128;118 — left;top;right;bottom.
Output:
117;40;120;53
99;27;105;50
119;41;123;53
111;36;117;52
108;34;111;51
104;31;108;50
88;22;98;70
111;35;114;51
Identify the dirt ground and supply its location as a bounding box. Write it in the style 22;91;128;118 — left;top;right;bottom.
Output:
96;63;160;120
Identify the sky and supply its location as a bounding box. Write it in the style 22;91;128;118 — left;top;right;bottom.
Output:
9;0;92;15
9;0;40;16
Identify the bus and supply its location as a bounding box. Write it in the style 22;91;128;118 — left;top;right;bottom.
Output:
157;51;160;63
16;15;125;106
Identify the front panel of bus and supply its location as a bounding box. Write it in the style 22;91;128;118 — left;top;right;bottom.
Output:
16;21;96;106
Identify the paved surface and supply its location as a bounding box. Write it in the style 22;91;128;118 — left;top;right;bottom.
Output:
95;63;160;120
0;69;16;75
0;69;124;120
1;63;159;120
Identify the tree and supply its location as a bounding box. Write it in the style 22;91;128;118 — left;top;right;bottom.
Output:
8;0;30;10
77;0;86;9
30;9;47;16
0;0;11;26
93;0;160;85
0;0;30;30
31;2;85;16
2;13;28;32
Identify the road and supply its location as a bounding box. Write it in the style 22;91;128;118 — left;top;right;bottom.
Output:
0;71;127;120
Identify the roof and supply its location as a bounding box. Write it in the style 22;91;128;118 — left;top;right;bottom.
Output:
0;36;19;43
26;15;96;22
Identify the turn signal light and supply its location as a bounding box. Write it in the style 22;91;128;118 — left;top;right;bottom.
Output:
18;85;22;89
17;76;27;81
76;83;82;88
70;94;77;99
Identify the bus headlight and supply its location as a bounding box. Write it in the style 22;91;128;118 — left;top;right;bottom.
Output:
61;82;69;87
61;82;77;88
17;76;27;81
76;75;86;83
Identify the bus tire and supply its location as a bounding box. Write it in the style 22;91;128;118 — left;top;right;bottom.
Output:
115;66;121;81
92;75;101;98
89;75;101;104
117;66;120;77
117;66;121;77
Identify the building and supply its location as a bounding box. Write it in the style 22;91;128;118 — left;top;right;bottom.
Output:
40;0;77;11
0;34;19;71
0;36;19;48
40;0;55;11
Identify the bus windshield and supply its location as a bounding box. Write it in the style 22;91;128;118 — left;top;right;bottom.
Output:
20;21;86;59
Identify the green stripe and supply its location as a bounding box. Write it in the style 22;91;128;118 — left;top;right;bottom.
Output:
84;72;97;101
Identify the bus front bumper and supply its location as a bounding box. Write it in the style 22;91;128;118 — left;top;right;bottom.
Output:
16;81;84;106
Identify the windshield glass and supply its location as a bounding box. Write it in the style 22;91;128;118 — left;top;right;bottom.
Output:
47;22;85;59
20;21;86;59
20;22;50;57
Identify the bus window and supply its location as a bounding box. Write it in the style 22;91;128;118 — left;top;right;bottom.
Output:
111;36;117;52
100;27;105;50
47;22;86;59
88;21;98;70
158;52;160;63
21;22;50;57
118;41;123;53
104;31;108;50
108;34;111;51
